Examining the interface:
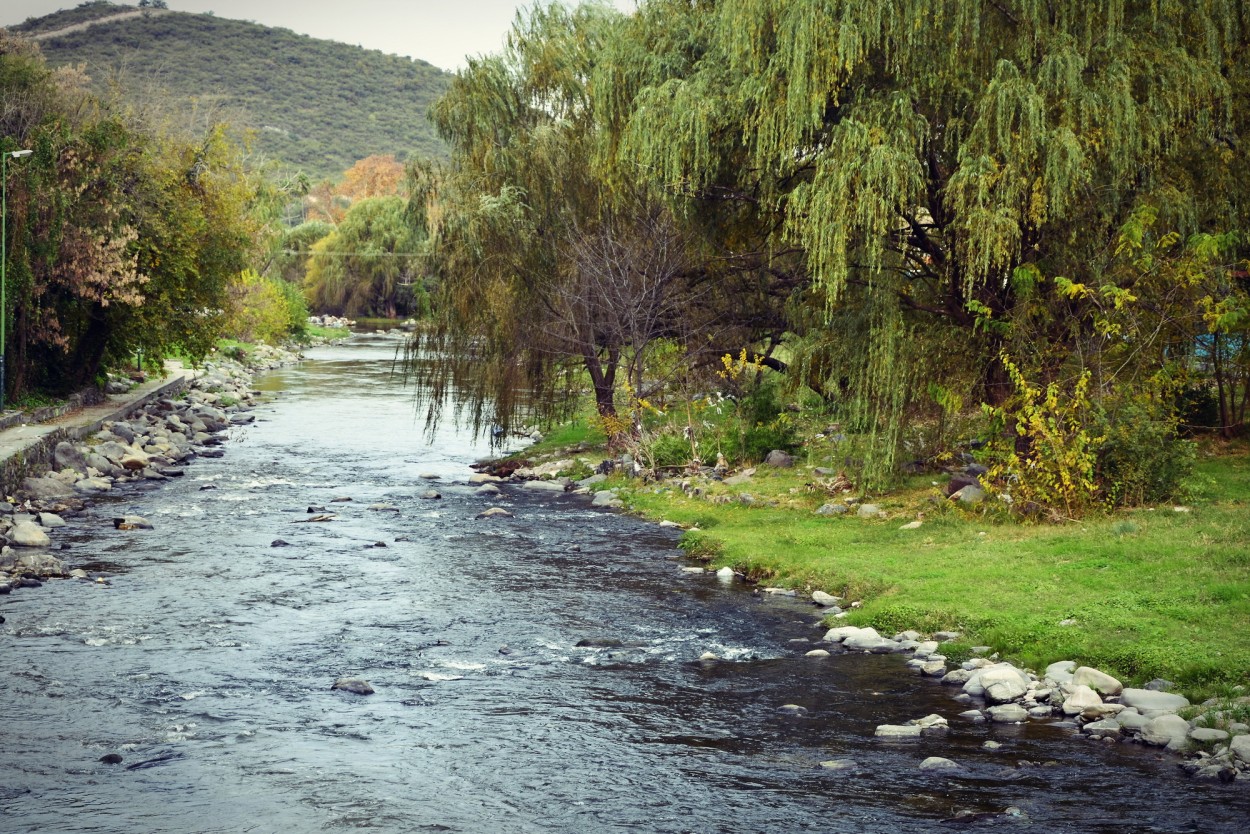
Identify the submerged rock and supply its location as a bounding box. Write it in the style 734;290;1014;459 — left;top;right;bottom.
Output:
476;507;514;519
331;677;375;695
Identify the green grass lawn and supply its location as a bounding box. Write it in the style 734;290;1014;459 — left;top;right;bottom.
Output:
619;449;1250;699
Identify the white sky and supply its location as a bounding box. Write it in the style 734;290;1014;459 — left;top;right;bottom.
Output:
1;0;636;71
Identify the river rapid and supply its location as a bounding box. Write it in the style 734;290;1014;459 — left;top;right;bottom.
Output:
2;335;1247;833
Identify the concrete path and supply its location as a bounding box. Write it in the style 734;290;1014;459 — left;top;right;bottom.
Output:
0;362;196;494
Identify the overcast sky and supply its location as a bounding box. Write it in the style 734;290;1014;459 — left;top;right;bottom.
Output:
1;0;636;71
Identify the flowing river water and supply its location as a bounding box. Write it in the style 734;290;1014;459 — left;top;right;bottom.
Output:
3;335;1247;833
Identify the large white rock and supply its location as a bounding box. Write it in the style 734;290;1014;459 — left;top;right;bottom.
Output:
1119;688;1190;713
1044;660;1077;685
875;724;922;739
1230;734;1250;764
1072;666;1123;696
965;663;1030;701
987;704;1029;723
1141;714;1192;748
523;480;567;492
812;591;841;607
919;756;960;771
1062;684;1103;716
9;521;51;548
824;625;876;643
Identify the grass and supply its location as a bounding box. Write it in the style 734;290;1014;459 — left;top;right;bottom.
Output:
608;445;1250;701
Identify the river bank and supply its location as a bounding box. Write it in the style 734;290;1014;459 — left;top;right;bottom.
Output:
0;343;304;589
482;436;1250;785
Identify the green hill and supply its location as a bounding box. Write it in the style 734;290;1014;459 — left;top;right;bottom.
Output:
7;2;451;180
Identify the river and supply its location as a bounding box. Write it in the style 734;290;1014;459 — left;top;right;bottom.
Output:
2;335;1246;833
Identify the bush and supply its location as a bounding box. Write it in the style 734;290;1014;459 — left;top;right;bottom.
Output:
223;269;306;344
1095;397;1195;506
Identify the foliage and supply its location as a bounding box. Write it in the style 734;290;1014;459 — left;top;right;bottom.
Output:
304;195;427;318
16;3;451;180
223;268;306;344
1;31;265;397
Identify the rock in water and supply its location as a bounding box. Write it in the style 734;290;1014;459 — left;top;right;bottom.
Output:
331;677;375;695
113;516;154;530
476;507;514;519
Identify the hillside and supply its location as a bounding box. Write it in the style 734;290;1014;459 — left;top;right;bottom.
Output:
6;2;451;180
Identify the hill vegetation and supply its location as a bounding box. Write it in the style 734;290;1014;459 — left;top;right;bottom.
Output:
8;2;451;180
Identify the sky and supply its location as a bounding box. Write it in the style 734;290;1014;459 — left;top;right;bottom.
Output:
2;0;636;71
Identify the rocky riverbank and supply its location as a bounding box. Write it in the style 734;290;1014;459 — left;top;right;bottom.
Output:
476;444;1250;785
0;343;302;593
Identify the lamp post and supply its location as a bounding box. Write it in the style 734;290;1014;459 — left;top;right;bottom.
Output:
1;148;33;412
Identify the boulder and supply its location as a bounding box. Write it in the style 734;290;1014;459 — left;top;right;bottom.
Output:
113;516;153;530
1072;666;1123;696
1230;734;1250;764
1044;661;1077;685
953;484;986;504
1141;714;1192;748
9;520;51;548
1062;685;1103;716
919;756;961;771
591;491;624;509
331;677;374;695
987;704;1029;723
1190;728;1230;744
815;503;848;516
475;484;501;496
763;450;794;468
1119;688;1190;713
36;513;66;529
856;503;884;518
1116;711;1151;733
921;661;947;676
20;477;75;501
53;442;89;474
811;590;841;607
875;724;922;739
965;663;1030;701
1082;719;1122;739
523;480;567;492
824;625;873;643
74;477;112;494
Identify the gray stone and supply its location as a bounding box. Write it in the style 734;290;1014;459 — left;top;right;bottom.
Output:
1144;678;1175;691
9;521;51;548
941;669;973;685
1190;728;1230;744
476;507;514;519
523;480;567;492
331;677;374;695
966;663;1030;702
16;551;65;575
1029;706;1053;718
919;756;961;771
953;484;986;504
1044;660;1077;685
776;704;808;716
1082;719;1122;738
763;450;794;467
1230;734;1250;764
804;649;830;658
475;484;501;496
1115;711;1151;732
875;724;922;739
959;709;986;723
815;503;848;516
910;714;949;731
823;625;875;643
1120;688;1190;713
1141;714;1192;748
987;704;1029;723
920;661;947;676
856;503;884;518
418;491;442;500
932;631;962;642
36;513;67;529
591;491;624;509
113;516;153;530
1073;666;1123;696
811;590;841;607
74;477;112;494
1062;685;1103;716
819;759;859;772
54;441;89;474
20;476;76;501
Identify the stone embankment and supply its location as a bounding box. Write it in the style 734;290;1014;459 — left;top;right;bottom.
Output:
480;444;1250;784
0;344;300;594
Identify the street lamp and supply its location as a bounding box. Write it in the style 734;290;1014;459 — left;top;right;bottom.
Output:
1;148;33;412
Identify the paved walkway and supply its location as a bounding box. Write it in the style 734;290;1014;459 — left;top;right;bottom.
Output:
0;362;196;494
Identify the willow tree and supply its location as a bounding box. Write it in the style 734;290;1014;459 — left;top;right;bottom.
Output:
591;0;1249;484
416;1;694;437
